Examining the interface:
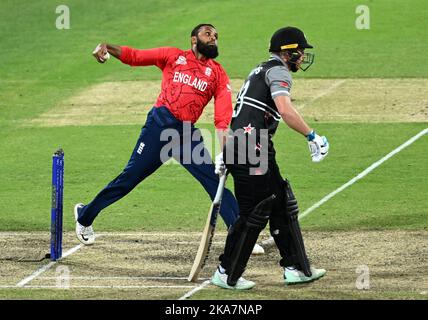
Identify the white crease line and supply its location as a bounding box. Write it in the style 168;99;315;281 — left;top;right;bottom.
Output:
0;231;221;237
261;127;428;247
36;276;209;280
11;229;216;288
16;242;85;287
299;127;428;219
0;231;225;237
2;285;195;289
0;232;47;236
15;261;57;287
298;79;346;110
2;284;425;293
97;232;207;237
179;280;212;300
14;230;211;289
176;241;224;245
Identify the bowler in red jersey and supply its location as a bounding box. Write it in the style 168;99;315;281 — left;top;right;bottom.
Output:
73;24;240;246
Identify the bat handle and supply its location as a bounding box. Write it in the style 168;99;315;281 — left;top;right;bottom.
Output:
213;172;227;204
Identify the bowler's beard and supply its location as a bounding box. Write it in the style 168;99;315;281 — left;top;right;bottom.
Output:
196;38;219;59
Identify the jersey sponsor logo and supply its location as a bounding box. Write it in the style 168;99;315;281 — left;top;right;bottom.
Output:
243;123;255;134
175;55;187;65
205;67;212;76
279;81;290;88
173;71;208;92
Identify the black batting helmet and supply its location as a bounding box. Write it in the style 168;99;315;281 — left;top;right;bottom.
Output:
269;26;313;52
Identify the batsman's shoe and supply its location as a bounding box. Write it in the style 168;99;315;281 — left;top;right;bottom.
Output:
284;266;326;285
74;203;95;245
211;269;255;290
251;243;265;255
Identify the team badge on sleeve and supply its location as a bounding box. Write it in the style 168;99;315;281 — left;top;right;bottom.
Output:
280;81;290;88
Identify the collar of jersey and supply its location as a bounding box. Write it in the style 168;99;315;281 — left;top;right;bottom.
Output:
269;53;288;67
187;49;213;66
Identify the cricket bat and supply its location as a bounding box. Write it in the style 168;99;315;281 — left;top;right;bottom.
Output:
188;173;227;282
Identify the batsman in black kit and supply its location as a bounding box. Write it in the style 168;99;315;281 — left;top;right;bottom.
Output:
211;27;330;290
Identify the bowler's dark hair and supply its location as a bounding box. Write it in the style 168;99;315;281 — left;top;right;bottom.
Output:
191;24;215;37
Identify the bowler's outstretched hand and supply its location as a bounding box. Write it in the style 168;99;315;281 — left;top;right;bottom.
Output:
92;43;110;63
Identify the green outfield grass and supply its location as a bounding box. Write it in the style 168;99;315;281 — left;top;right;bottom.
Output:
1;0;427;124
0;122;427;232
0;0;427;231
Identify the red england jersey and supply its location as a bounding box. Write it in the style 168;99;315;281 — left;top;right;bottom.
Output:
119;46;233;129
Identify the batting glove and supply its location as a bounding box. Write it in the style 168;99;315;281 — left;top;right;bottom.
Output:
306;130;329;162
214;152;226;175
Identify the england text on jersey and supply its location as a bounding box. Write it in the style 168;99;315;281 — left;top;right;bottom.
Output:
173;72;208;92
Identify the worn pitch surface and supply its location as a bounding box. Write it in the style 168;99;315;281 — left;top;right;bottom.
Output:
0;231;426;299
